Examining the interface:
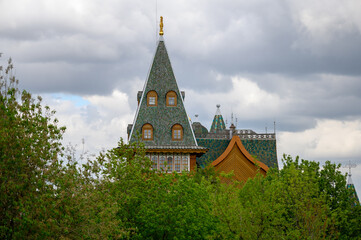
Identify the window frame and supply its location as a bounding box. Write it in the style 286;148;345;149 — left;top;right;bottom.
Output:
151;154;158;170
181;154;189;171
167;155;173;173
174;154;181;173
159;154;166;171
142;123;154;140
147;90;158;106
172;124;183;141
166;91;177;107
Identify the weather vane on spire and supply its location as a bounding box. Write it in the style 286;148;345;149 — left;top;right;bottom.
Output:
159;16;164;36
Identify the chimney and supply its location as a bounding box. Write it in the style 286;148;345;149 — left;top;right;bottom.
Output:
229;123;236;138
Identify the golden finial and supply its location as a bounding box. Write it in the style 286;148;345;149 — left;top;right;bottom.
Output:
159;16;164;36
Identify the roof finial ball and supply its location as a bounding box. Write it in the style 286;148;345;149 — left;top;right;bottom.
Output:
216;104;220;109
159;16;164;36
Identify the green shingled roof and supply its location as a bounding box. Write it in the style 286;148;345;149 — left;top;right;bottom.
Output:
192;122;209;138
196;139;230;167
129;38;197;147
347;175;360;206
210;105;226;133
196;138;278;169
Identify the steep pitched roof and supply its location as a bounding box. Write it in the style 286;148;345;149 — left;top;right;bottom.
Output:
210;104;226;133
129;37;198;147
211;136;269;183
192;121;209;138
212;136;269;171
347;174;360;206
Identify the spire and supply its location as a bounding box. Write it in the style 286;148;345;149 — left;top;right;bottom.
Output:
210;104;226;133
159;16;164;36
347;175;360;206
345;161;360;206
129;33;197;146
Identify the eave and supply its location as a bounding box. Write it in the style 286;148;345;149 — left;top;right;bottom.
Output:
145;145;208;157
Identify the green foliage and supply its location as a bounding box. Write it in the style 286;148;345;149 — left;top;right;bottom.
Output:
210;155;360;239
87;139;218;239
1;59;360;239
0;58;66;238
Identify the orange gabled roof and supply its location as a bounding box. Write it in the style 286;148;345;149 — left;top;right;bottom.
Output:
211;135;269;172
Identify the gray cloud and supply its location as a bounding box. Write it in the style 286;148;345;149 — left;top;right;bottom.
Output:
2;0;361;199
2;0;361;134
1;0;360;95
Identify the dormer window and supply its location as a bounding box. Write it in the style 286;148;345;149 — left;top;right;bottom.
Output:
147;91;158;106
166;91;177;106
142;123;153;140
172;124;183;141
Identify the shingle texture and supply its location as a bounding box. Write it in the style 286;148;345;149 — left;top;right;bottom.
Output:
192;122;209;138
196;139;230;167
210;115;226;133
129;40;197;146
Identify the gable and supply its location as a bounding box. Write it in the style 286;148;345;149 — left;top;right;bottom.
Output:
212;136;268;183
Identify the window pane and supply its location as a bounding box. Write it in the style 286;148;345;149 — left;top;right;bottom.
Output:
151;155;158;170
168;97;175;105
144;129;152;139
182;154;189;171
175;155;181;172
149;97;156;105
173;130;181;139
159;155;165;171
167;156;173;173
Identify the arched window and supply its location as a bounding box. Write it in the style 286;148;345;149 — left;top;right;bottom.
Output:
142;123;153;140
166;91;177;106
172;124;183;141
147;91;158;106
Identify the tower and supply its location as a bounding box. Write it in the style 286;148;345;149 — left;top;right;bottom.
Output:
210;104;226;133
345;161;360;206
128;17;207;172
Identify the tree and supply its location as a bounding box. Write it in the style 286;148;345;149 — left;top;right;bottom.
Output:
210;155;350;239
0;58;66;238
87;139;218;239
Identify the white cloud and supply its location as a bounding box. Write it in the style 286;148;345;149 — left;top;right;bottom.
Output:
42;90;134;155
278;119;361;160
278;118;361;197
186;75;281;122
85;90;132;118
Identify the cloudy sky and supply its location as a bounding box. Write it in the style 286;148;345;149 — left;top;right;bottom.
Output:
1;0;361;194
